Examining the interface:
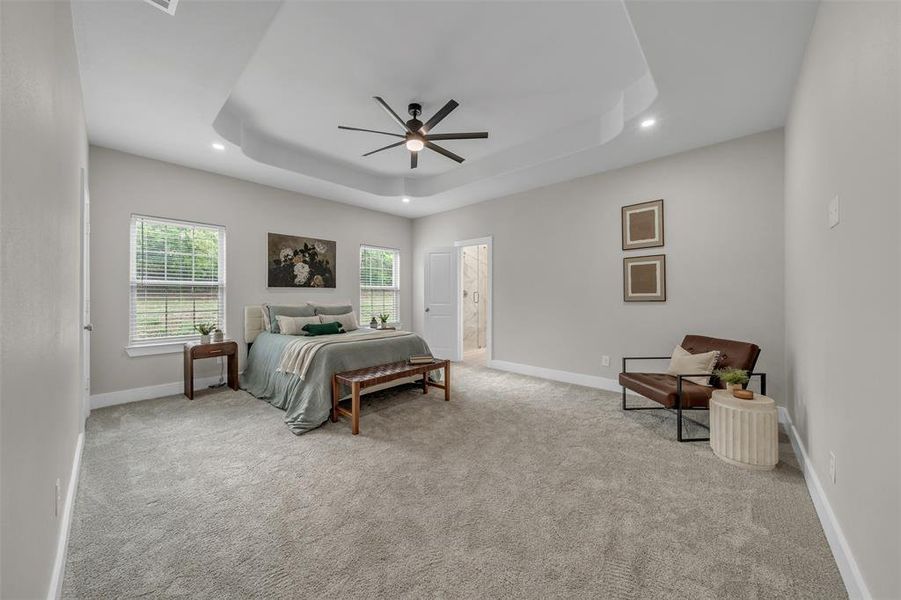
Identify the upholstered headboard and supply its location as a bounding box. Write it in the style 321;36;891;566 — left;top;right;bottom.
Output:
244;305;265;344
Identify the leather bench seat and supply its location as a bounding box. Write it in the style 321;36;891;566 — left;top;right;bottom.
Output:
618;372;713;409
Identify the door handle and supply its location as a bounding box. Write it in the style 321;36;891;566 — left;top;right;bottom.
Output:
425;307;430;312
83;324;93;332
473;291;479;304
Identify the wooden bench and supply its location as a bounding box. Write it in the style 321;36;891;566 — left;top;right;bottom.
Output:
331;359;451;434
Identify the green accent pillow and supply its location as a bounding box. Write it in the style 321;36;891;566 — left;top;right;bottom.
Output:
301;321;344;336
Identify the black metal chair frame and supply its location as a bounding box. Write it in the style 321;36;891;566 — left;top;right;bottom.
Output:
621;356;767;442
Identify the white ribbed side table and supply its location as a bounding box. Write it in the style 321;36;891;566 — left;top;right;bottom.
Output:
709;390;779;470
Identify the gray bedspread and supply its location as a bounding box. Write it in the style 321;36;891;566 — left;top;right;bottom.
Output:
241;329;434;434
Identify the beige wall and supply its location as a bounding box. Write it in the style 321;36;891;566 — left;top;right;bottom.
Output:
784;2;900;597
88;147;413;394
413;130;786;399
0;0;88;597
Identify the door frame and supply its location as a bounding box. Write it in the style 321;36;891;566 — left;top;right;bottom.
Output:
80;167;91;426
454;236;493;363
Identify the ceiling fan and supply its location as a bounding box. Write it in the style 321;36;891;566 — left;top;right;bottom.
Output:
339;97;488;169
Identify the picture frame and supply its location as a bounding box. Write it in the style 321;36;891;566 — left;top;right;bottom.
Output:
267;232;337;288
623;254;666;302
621;199;664;250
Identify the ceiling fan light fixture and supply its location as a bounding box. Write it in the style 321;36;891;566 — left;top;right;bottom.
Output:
339;97;486;169
640;118;657;129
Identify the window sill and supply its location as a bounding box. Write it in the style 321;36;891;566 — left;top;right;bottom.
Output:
125;341;192;357
364;323;402;330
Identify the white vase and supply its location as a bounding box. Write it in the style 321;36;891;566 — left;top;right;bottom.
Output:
200;334;210;344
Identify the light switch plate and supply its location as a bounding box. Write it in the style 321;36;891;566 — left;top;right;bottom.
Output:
601;355;610;367
828;195;840;228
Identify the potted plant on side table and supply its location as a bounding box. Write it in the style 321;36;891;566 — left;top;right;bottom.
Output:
714;367;751;397
195;322;216;344
378;313;391;329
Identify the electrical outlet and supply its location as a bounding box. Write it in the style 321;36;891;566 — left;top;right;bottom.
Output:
55;478;61;517
601;355;610;367
828;451;836;484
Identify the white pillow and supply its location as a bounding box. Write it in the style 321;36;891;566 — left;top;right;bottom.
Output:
275;315;322;336
666;345;719;386
319;311;358;332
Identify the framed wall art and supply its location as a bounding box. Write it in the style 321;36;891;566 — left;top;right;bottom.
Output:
622;199;664;250
623;254;666;302
267;232;336;288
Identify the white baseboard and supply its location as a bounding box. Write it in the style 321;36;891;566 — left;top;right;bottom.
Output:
778;407;868;599
47;431;84;600
90;375;223;409
487;359;623;393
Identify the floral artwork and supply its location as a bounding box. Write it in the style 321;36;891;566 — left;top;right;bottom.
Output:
267;232;336;288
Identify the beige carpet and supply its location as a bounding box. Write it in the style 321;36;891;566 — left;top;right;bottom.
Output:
63;363;846;599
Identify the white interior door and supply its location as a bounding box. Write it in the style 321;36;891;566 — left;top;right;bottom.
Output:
81;168;91;424
424;247;459;360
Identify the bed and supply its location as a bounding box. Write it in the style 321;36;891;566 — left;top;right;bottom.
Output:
240;305;436;434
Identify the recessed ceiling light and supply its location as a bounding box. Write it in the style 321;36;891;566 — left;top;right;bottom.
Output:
211;142;226;151
640;118;657;129
402;197;411;203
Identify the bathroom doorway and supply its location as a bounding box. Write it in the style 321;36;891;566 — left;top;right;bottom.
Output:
457;239;491;366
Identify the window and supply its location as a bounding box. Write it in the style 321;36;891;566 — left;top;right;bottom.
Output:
129;215;226;345
359;245;400;324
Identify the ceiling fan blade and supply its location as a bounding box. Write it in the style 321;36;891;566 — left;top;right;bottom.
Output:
425;132;488;141
411;152;418;169
338;125;404;138
372;96;410;131
425;141;464;163
363;140;405;157
420;99;459;133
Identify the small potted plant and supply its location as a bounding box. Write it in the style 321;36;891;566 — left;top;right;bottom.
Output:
194;322;216;344
378;313;390;329
714;367;750;393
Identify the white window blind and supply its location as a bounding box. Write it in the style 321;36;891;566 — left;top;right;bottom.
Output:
129;215;226;344
359;245;400;324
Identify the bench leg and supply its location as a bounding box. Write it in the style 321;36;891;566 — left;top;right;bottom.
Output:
444;363;450;401
422;376;428;394
351;382;361;435
331;376;339;423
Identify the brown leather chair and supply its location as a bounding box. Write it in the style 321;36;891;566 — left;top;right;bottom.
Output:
619;335;765;442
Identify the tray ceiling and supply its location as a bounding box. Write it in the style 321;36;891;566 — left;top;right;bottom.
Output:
72;0;817;217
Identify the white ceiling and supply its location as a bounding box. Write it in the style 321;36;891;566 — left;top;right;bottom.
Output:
72;0;818;218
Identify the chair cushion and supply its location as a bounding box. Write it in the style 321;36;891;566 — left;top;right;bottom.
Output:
618;372;714;409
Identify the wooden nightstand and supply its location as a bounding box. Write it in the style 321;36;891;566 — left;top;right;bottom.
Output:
183;340;238;399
